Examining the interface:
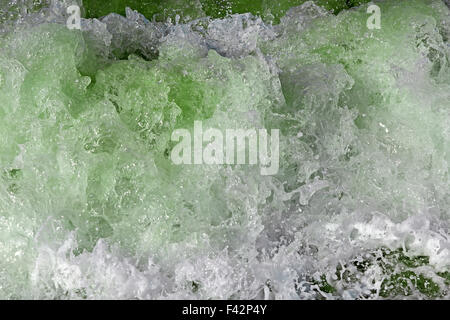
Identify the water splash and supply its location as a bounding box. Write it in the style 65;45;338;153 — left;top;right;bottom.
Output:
0;0;449;299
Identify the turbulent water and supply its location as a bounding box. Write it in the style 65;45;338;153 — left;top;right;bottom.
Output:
0;0;449;299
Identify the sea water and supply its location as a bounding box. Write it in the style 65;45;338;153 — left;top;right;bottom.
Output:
0;0;449;299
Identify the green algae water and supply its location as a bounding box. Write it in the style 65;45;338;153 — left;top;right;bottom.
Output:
0;0;449;299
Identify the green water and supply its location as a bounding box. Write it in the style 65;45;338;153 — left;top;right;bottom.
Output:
0;0;449;299
83;0;371;23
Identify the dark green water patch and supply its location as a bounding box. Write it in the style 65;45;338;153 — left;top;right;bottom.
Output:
83;0;371;24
